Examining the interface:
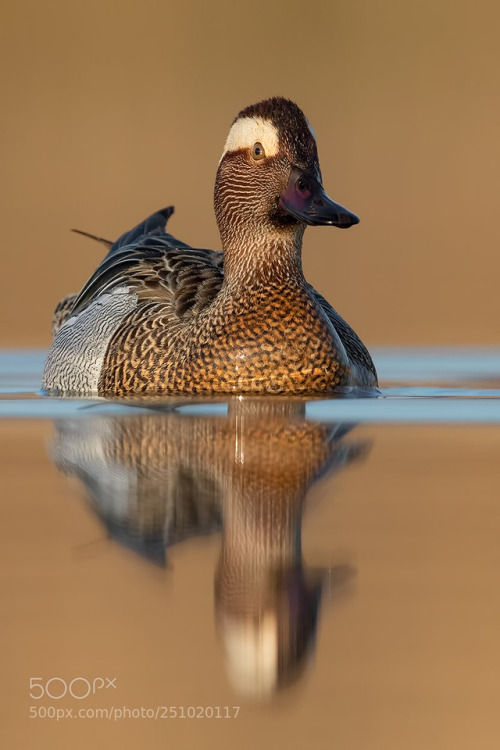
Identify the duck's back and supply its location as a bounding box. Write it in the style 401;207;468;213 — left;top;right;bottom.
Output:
42;207;224;394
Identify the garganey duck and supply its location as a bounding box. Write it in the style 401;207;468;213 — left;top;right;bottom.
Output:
42;97;377;395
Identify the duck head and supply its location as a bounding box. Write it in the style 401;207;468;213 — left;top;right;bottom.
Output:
214;97;359;249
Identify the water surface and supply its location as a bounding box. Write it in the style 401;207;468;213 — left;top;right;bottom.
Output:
1;349;500;750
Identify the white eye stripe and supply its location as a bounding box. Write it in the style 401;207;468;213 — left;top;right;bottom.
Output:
220;117;280;163
306;118;316;141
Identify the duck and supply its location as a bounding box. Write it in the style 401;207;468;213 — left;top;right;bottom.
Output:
42;97;377;396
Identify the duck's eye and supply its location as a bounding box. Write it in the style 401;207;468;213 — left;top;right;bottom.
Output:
251;142;266;161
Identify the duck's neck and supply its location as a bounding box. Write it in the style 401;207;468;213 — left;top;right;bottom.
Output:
220;223;306;293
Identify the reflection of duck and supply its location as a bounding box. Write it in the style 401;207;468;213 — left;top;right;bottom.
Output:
52;415;222;564
51;398;370;698
43;97;377;396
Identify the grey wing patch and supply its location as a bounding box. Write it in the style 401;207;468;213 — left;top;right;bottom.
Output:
43;287;138;394
310;285;378;383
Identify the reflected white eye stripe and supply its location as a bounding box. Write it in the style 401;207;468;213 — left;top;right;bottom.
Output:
219;117;280;162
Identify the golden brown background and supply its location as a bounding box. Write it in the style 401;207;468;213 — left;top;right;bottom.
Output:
1;0;499;349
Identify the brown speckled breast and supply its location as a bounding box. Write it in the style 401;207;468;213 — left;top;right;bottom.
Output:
99;283;351;395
